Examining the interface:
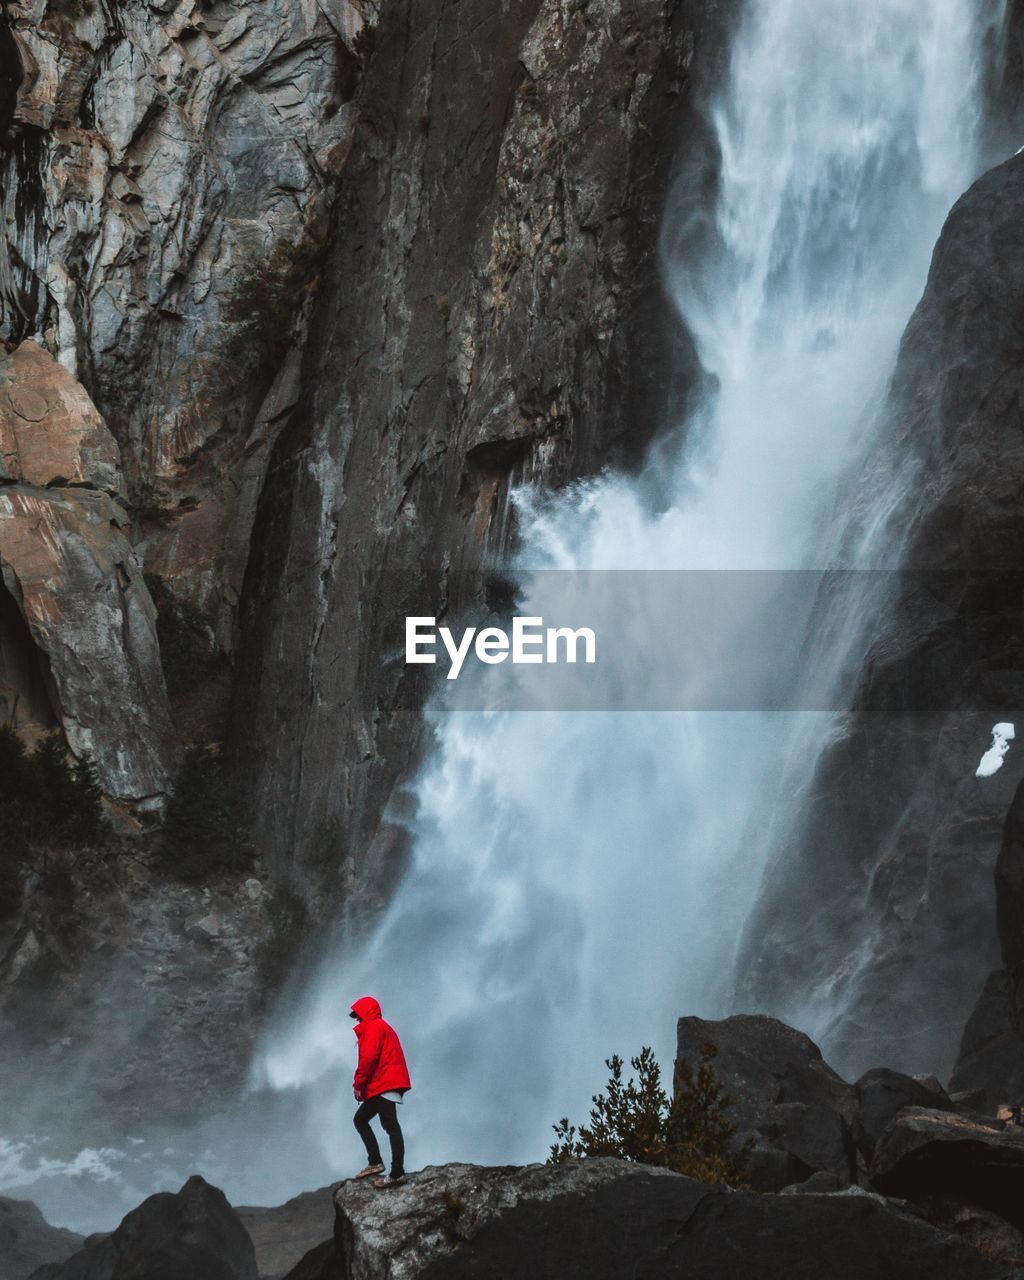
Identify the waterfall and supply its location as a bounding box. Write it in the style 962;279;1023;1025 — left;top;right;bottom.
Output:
256;0;1002;1177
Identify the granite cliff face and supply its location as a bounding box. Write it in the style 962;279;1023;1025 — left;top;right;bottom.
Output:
1;0;373;794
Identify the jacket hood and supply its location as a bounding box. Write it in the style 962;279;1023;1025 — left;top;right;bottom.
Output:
351;995;382;1023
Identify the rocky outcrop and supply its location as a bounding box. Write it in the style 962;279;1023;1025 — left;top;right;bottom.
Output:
28;1175;257;1280
676;1014;857;1191
233;0;735;888
328;1158;1009;1280
0;1197;81;1280
0;339;173;801
871;1106;1024;1263
738;149;1024;1080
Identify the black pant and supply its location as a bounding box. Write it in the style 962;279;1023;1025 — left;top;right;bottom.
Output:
354;1096;404;1177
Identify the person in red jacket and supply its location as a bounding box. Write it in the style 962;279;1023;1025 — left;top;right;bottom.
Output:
349;995;411;1188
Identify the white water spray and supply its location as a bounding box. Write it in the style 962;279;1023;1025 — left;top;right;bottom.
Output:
255;0;1001;1178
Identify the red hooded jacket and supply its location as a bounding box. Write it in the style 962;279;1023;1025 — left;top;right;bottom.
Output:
351;996;411;1101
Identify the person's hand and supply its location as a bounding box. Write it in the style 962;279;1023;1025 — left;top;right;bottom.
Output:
353;1087;361;1102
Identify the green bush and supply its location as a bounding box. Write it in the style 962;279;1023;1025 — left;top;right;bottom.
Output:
549;1043;752;1187
160;746;254;880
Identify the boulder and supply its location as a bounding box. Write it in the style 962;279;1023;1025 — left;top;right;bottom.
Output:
0;1197;81;1280
676;1014;857;1190
28;1175;257;1280
853;1067;956;1158
331;1160;1009;1280
872;1106;1024;1238
236;1186;334;1280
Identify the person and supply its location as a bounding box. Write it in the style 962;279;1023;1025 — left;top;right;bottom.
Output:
349;995;411;1188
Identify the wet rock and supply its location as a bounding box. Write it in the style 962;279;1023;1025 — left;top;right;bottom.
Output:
29;1175;257;1280
0;1196;81;1280
331;1159;1008;1280
676;1014;857;1190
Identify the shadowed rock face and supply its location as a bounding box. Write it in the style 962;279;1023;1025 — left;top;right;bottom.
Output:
232;0;735;891
738;150;1024;1080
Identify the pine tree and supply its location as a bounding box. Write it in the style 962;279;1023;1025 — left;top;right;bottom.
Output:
70;754;104;843
549;1043;751;1187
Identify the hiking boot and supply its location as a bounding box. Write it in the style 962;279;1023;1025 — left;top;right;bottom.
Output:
372;1175;406;1189
354;1164;385;1179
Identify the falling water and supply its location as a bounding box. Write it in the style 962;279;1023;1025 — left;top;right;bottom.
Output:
252;0;1005;1179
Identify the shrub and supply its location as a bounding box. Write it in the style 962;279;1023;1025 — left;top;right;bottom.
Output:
27;733;104;845
549;1043;751;1187
0;725;104;850
160;746;254;880
0;725;104;917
